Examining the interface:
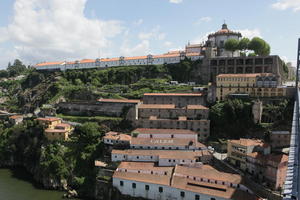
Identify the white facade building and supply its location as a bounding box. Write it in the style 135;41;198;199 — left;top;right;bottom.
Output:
132;128;198;140
113;163;257;200
130;137;207;150
111;149;212;166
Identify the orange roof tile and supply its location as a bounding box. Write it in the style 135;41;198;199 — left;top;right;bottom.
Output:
113;171;171;186
55;123;71;128
117;162;173;174
35;61;64;67
132;128;198;135
124;56;147;60
171;176;257;200
98;98;140;103
229;138;268;147
186;105;208;110
174;165;242;184
9;115;23;119
36;117;61;122
138;104;175;109
80;59;95;63
104;131;131;141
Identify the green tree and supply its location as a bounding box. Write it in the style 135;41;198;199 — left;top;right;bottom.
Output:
248;37;270;56
238;38;250;54
224;39;239;56
7;59;27;77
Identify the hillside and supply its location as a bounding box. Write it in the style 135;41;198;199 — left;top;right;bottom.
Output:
0;59;204;113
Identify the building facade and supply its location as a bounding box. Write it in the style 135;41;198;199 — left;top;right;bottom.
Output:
227;138;270;170
113;163;258;200
216;73;291;100
270;131;291;149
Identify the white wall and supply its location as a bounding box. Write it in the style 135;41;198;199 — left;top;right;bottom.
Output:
113;177;228;200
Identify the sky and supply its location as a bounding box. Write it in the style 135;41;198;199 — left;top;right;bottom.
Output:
0;0;299;68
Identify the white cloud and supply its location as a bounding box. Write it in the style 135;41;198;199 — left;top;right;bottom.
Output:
272;0;300;11
164;41;173;47
133;19;144;26
192;31;214;44
120;40;150;56
191;28;261;46
138;26;166;41
195;17;212;25
169;0;183;4
0;0;124;66
238;29;262;39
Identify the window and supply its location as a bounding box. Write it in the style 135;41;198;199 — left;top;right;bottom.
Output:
120;181;124;186
132;183;136;189
180;191;185;197
195;195;200;200
145;185;149;191
159;187;163;193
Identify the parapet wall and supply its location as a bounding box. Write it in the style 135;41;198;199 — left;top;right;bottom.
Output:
57;101;139;118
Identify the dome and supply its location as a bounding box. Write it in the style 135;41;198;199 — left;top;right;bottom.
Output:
208;23;242;38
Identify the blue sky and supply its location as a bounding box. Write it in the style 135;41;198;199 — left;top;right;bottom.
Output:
0;0;299;68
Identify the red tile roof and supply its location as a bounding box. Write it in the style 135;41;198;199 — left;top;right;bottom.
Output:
9;115;23;119
104;131;131;141
111;149;210;160
36;117;61;122
229;138;268;148
132;128;198;135
35;61;64;67
139;104;175;109
98;98;140;103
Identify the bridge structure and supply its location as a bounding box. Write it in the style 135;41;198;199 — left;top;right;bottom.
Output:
283;38;300;200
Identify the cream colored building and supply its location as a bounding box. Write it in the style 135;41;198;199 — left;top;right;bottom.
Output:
227;139;270;171
44;123;72;141
216;73;290;100
36;117;62;129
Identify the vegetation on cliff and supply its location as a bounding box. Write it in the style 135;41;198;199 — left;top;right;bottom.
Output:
0;119;107;198
209;98;294;140
0;58;203;113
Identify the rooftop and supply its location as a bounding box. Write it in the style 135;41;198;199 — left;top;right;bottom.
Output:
104;131;132;141
130;137;206;148
117;162;173;175
113;171;171;186
36;117;61;122
112;149;210;160
229;138;269;148
9;115;23;119
132;128;198;135
171;176;257;200
174;165;242;184
138;104;175;109
97;98;140;103
143;93;203;97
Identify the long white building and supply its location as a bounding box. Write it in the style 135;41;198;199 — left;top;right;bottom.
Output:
113;162;258;200
34;52;203;71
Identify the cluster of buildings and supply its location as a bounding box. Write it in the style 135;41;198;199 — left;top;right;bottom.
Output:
227;138;288;190
33;23;291;87
215;73;294;101
103;129;261;200
36;117;73;141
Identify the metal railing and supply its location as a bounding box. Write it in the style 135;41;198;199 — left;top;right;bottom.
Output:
283;38;300;200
